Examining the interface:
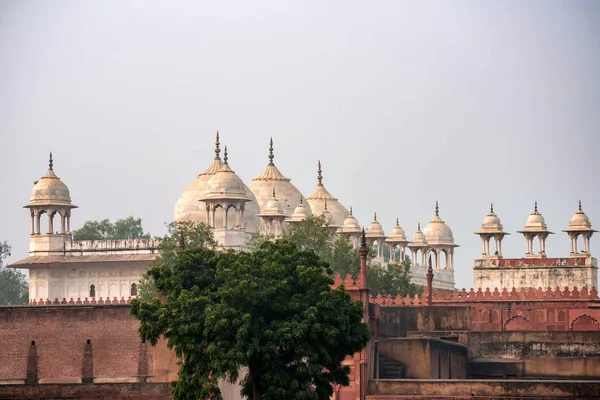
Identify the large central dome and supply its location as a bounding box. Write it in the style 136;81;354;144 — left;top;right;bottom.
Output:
174;132;260;232
248;139;310;218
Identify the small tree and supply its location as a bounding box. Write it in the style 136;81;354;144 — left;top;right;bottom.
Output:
137;221;217;301
73;216;150;240
131;240;370;400
0;241;28;305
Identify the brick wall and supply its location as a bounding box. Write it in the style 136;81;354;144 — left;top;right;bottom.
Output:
0;305;162;383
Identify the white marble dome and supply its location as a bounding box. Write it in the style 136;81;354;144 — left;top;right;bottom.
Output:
366;213;385;238
410;224;428;246
286;198;309;223
478;204;504;233
423;203;455;246
29;153;74;207
387;219;407;242
569;202;592;228
523;202;548;231
340;207;361;233
248;139;310;218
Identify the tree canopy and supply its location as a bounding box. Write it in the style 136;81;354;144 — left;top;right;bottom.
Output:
136;220;217;301
0;241;28;305
73;216;150;241
131;240;370;400
249;216;420;297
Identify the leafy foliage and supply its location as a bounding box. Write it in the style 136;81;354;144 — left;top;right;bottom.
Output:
137;221;217;301
250;216;419;297
73;216;150;240
131;240;370;400
0;241;28;305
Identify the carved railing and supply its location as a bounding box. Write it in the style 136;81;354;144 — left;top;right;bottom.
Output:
29;297;135;305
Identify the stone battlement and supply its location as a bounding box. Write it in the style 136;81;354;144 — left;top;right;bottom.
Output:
28;297;135;306
64;238;160;255
474;256;597;268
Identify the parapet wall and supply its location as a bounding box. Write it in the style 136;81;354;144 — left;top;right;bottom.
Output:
64;238;161;255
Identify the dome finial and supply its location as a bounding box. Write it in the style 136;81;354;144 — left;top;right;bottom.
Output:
214;131;221;160
579;200;582;212
223;145;228;164
272;188;276;199
49;152;53;171
317;160;323;185
534;200;538;213
374;212;377;221
268;137;274;165
300;196;303;205
324;199;328;211
350;206;353;216
490;202;494;214
418;222;421;231
396;217;399;226
435;200;439;216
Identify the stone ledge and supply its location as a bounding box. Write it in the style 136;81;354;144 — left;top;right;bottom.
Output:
0;382;171;399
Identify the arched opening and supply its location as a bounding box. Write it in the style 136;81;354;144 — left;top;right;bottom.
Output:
440;250;448;270
213;204;225;228
427;249;437;270
36;210;47;234
89;284;96;298
130;283;138;296
226;204;238;229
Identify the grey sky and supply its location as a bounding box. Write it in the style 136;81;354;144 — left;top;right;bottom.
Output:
1;1;599;288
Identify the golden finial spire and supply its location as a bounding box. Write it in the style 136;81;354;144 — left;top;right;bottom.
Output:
223;145;228;164
214;131;221;160
268;137;274;165
435;201;439;216
317;160;323;185
49;152;53;171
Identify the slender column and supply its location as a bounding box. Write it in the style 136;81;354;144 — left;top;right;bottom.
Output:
498;238;503;257
449;250;453;270
235;208;240;229
47;210;53;234
493;237;499;255
211;206;216;228
66;214;71;233
482;237;487;256
35;213;41;234
60;214;65;234
222;206;228;228
30;211;35;235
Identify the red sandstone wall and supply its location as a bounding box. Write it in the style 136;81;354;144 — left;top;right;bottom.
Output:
0;306;172;383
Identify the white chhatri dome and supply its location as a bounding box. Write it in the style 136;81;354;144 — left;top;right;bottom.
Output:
263;189;285;215
569;201;592;228
410;223;427;246
522;201;549;231
286;197;309;223
422;201;455;246
365;212;385;238
28;153;75;207
340;207;361;233
477;203;504;233
306;160;349;227
387;218;407;242
248;138;311;218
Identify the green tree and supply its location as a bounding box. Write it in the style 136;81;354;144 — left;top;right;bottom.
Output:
281;215;334;257
73;216;150;240
0;241;29;305
368;261;422;297
131;240;370;400
137;220;217;301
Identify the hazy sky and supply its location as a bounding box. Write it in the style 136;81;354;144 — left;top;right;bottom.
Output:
1;1;599;288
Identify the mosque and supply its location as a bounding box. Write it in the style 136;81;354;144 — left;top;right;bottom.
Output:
10;132;598;302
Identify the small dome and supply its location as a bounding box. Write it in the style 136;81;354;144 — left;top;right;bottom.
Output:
523;202;548;231
203;151;250;201
341;207;361;233
422;201;455;245
286;198;309;223
476;203;505;234
28;153;75;207
570;201;591;228
305;160;349;226
261;189;284;216
410;223;427;246
387;218;407;242
366;213;385;238
321;201;336;226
